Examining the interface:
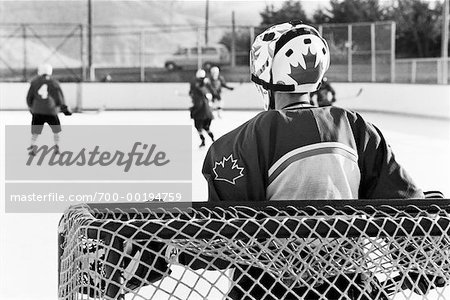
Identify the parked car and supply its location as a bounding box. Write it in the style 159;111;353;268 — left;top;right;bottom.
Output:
165;44;231;70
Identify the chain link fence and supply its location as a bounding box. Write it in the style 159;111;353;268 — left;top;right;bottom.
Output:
319;22;395;83
1;21;448;84
0;23;84;82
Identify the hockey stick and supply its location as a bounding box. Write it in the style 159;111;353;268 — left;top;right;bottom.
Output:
339;88;363;101
75;105;106;114
174;81;244;97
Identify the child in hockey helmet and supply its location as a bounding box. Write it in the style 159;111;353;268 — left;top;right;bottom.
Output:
250;20;330;110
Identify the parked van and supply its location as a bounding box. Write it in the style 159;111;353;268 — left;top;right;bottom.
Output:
165;44;231;70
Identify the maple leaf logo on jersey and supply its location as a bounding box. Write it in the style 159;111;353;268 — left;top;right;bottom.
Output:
213;154;244;184
288;47;322;84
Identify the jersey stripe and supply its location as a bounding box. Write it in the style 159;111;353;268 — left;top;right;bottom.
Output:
268;142;358;185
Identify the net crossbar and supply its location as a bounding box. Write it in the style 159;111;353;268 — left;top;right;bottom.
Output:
58;200;450;300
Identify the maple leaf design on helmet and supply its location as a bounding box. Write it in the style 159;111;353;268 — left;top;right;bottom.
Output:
213;154;244;185
251;22;330;100
288;47;323;85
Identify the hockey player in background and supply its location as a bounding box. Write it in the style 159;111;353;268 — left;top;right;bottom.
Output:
189;69;215;148
311;76;336;107
26;64;71;156
208;66;234;118
201;21;433;299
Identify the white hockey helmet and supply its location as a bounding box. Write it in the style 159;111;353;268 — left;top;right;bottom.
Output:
38;63;53;76
210;66;220;78
195;69;206;79
250;20;330;110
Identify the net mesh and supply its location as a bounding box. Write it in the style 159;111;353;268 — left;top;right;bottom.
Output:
58;200;450;300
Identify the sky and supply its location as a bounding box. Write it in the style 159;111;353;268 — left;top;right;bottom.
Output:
0;0;331;26
196;0;332;21
172;0;332;26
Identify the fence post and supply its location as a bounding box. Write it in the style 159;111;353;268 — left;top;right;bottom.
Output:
443;58;449;85
140;30;145;82
347;24;352;82
76;24;85;113
441;0;449;84
231;11;236;67
437;59;441;84
80;24;87;82
391;22;396;83
22;24;27;81
88;0;94;81
411;60;416;83
371;23;376;82
197;27;202;70
249;26;255;48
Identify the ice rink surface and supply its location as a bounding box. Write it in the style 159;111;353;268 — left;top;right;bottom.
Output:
0;108;449;299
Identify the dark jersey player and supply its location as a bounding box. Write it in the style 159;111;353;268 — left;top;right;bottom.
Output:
26;64;71;155
311;76;336;107
201;21;427;299
208;66;234;118
189;69;215;147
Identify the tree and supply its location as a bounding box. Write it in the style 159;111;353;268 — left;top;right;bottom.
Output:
218;1;311;65
387;0;442;58
219;30;252;64
310;0;443;58
259;0;310;30
312;8;332;24
313;0;385;24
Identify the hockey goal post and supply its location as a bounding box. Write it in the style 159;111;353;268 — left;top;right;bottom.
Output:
58;199;450;300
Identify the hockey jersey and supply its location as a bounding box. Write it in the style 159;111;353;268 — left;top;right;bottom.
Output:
311;81;336;107
26;75;65;115
208;75;233;101
189;78;214;120
202;105;424;201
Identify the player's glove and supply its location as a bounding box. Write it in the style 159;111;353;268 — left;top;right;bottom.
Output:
60;104;72;116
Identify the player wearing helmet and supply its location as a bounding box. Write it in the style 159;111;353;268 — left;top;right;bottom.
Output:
203;19;423;204
189;69;215;147
208;66;234;118
201;20;426;299
311;76;337;107
26;63;71;156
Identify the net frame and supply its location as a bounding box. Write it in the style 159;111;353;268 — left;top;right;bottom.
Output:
58;199;450;300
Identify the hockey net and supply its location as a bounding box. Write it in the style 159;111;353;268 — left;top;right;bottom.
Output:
58;200;450;300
